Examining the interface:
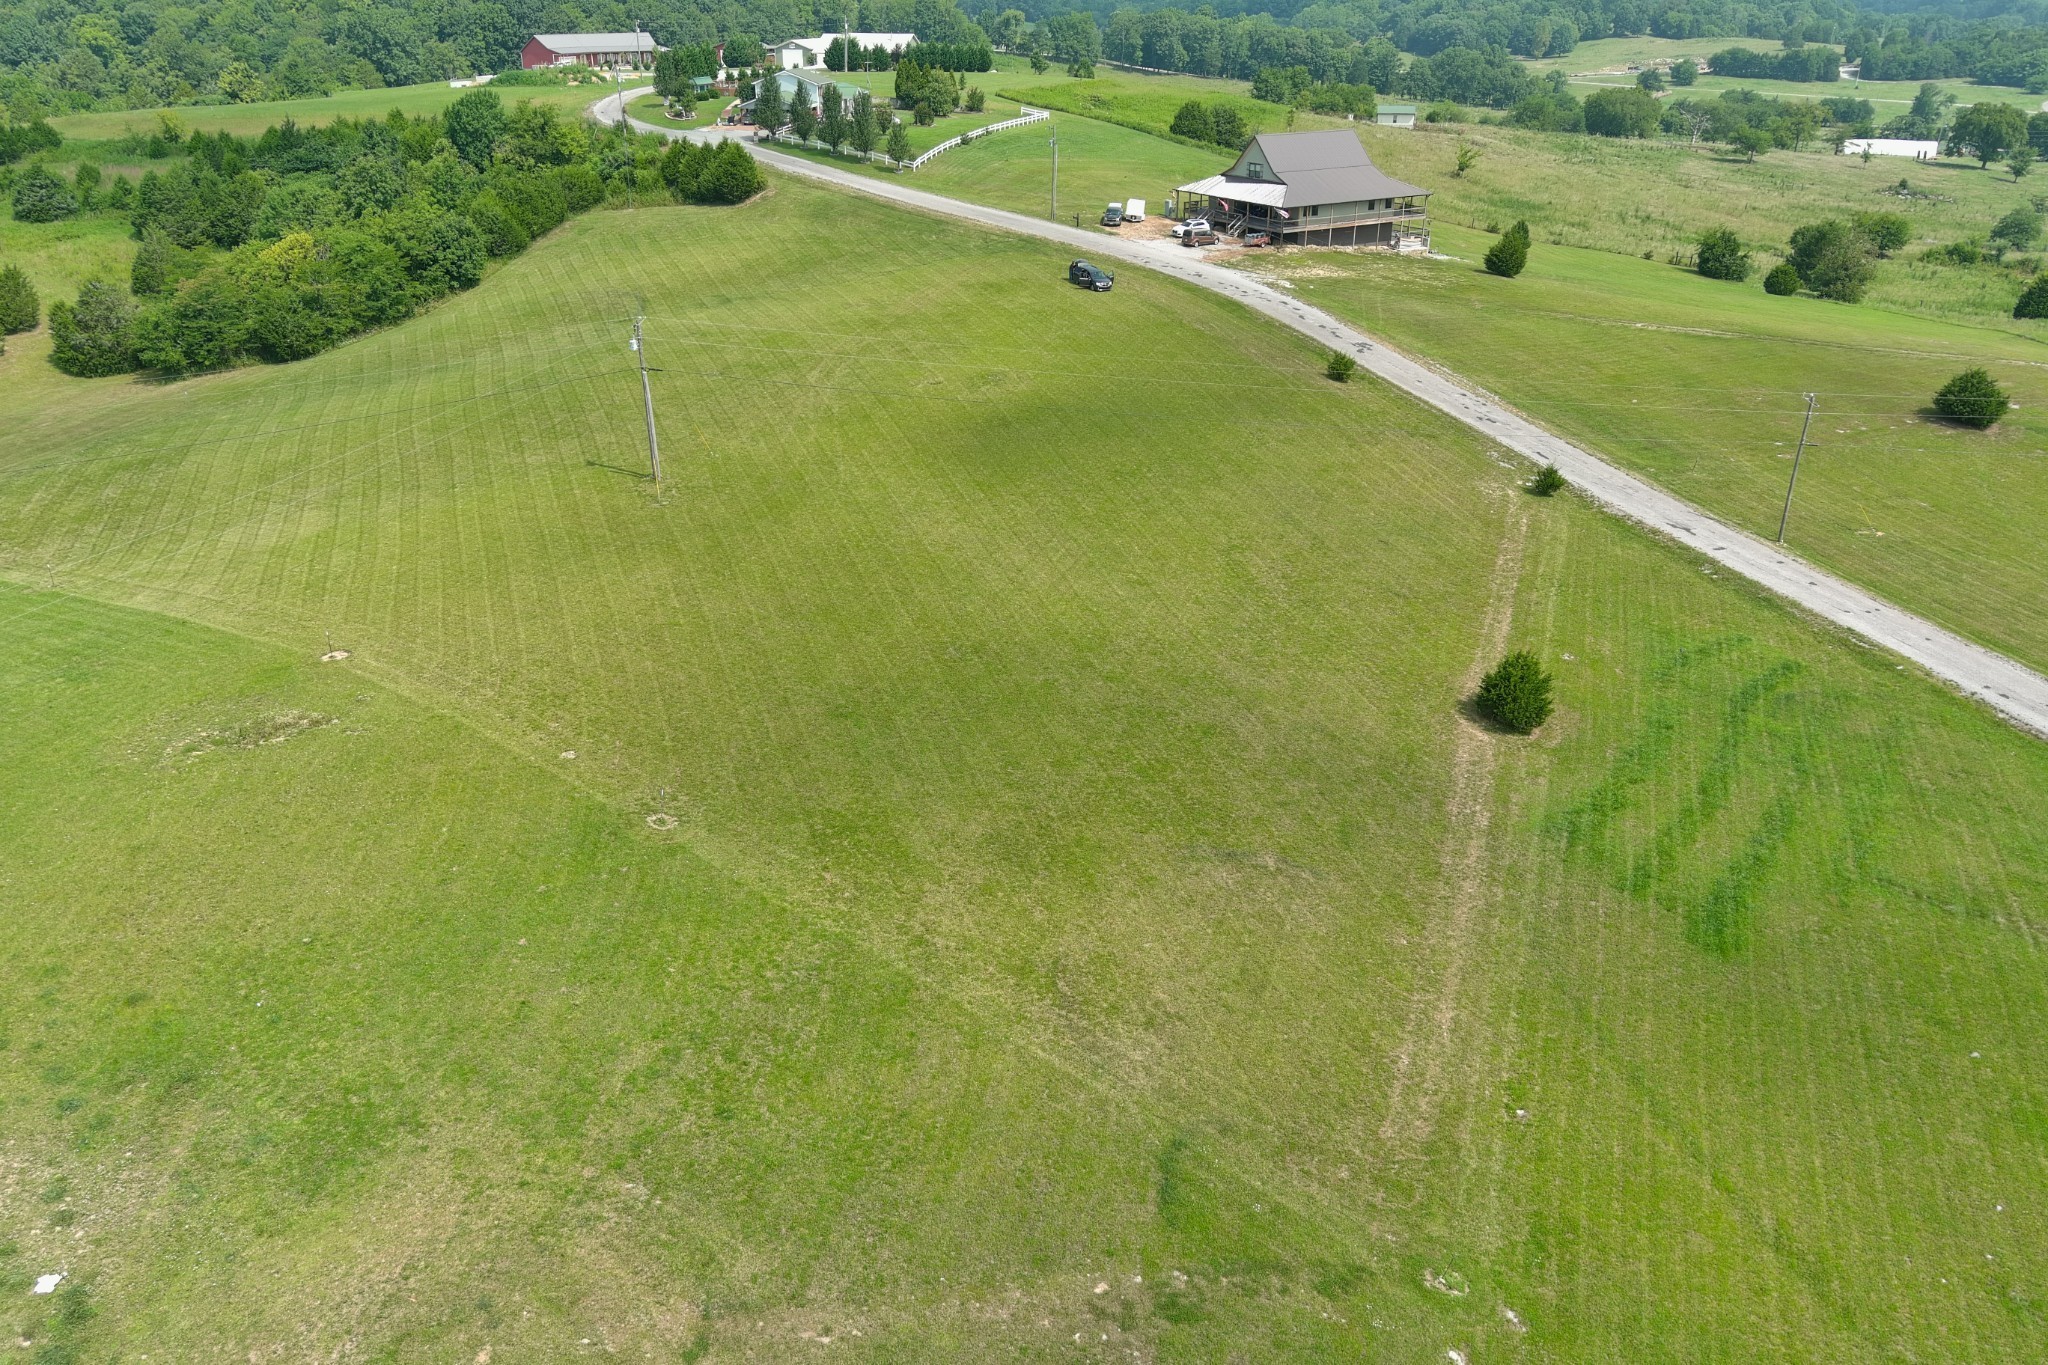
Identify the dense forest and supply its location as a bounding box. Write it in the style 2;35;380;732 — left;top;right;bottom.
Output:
5;0;2048;119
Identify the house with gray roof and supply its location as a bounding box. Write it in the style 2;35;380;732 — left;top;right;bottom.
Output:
1174;130;1430;248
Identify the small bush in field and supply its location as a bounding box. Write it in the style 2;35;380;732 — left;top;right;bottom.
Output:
1475;650;1554;733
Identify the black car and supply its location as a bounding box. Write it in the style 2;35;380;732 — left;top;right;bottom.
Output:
1069;259;1113;292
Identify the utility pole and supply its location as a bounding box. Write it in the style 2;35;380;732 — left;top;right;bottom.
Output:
1777;392;1816;545
1048;121;1058;221
632;314;663;498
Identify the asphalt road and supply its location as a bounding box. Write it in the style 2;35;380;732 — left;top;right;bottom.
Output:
593;88;2048;739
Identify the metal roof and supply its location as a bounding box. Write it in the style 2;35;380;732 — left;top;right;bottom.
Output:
532;32;660;54
1243;130;1429;206
774;32;918;54
1174;174;1287;208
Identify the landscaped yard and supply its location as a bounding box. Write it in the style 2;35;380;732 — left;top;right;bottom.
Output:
626;92;716;128
4;172;2048;1360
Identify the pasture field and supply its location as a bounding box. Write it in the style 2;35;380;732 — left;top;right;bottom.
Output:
1241;223;2048;673
45;79;607;144
3;172;2048;1360
845;65;2040;329
774;107;1216;222
993;69;1296;145
1521;33;1795;76
1572;71;2046;112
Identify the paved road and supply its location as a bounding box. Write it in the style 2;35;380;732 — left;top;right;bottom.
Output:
593;89;2048;739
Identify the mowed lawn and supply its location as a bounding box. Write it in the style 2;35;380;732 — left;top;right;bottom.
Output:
780;107;1216;224
47;79;607;144
1244;223;2048;674
1;176;2047;1359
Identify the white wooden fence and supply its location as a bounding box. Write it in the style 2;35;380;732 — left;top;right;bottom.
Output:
906;106;1048;169
759;105;1048;171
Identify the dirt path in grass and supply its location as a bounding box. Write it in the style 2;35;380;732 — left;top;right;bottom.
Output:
594;89;2048;742
1375;506;1526;1168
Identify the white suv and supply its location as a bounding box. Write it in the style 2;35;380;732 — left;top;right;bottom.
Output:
1170;218;1211;240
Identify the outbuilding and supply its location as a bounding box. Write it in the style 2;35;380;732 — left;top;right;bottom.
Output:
1839;138;1941;160
1374;102;1419;127
1174;130;1431;248
767;32;918;71
521;31;662;70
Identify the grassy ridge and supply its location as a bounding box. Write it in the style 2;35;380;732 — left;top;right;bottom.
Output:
46;79;605;143
2;174;2048;1358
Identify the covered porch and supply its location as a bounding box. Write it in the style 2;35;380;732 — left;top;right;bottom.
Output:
1173;173;1428;248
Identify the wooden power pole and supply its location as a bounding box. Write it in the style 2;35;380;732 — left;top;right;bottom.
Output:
1777;392;1816;545
632;315;663;497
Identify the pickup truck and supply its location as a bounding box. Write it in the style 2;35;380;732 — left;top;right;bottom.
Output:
1180;230;1219;247
1100;203;1123;227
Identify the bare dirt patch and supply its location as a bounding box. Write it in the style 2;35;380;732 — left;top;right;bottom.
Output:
161;711;336;762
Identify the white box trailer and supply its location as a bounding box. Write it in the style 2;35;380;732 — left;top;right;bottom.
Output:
1123;199;1146;222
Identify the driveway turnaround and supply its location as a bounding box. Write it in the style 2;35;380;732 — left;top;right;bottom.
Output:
593;89;2048;740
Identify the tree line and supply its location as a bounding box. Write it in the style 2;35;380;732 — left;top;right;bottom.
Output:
17;88;762;378
0;0;994;114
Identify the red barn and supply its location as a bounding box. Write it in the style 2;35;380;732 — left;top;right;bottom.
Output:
521;32;662;69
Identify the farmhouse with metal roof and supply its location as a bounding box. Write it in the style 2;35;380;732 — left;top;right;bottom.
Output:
1175;130;1430;248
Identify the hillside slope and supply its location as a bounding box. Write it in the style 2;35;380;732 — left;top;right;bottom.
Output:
3;177;2046;1360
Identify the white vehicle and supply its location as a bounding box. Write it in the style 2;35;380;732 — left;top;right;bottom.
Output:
1123;198;1146;223
1171;217;1210;240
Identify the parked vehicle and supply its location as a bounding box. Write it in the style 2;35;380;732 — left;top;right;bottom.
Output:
1181;230;1219;247
1100;203;1123;227
1170;218;1211;240
1123;199;1146;222
1069;259;1114;291
1241;231;1273;248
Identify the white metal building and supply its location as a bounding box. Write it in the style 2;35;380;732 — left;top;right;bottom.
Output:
1839;138;1941;160
766;32;918;70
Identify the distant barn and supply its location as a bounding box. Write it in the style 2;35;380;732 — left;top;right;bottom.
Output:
1176;131;1431;249
521;32;662;70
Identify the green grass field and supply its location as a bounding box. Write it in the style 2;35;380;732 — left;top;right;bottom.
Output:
1522;34;1795;76
776;107;1215;221
1242;223;2048;675
4;170;2048;1360
46;78;608;144
1571;71;2046;113
772;65;2042;329
993;69;1294;146
625;92;715;129
1352;120;2041;304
